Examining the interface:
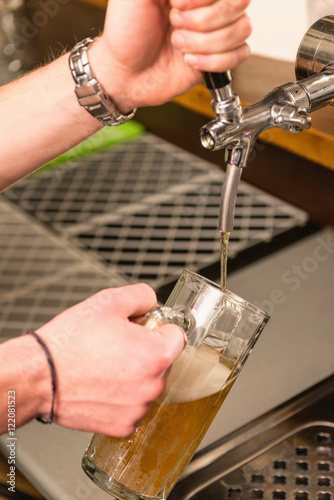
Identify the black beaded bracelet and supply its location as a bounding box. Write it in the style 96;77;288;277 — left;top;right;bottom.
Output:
25;331;56;424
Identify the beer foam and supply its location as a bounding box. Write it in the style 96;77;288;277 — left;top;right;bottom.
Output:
165;344;231;404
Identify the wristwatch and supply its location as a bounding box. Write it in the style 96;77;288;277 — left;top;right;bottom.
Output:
69;38;136;126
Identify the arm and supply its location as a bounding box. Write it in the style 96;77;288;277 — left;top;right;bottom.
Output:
0;0;252;436
0;0;251;190
0;284;186;437
0;55;101;191
0;335;51;433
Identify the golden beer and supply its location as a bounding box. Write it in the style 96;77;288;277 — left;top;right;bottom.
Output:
84;344;235;499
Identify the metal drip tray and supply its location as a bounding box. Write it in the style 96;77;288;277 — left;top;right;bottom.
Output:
169;376;334;500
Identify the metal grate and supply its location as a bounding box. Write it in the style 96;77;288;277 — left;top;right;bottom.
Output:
4;135;207;230
204;425;334;500
0;199;129;338
73;176;307;290
0;267;128;338
3;134;309;290
0;199;84;295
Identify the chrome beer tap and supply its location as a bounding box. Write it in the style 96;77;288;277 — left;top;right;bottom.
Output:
201;16;334;233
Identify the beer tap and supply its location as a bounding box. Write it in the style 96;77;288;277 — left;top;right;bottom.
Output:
201;16;334;233
202;71;245;234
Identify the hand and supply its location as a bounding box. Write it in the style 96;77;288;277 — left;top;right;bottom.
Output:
35;284;186;436
90;0;252;112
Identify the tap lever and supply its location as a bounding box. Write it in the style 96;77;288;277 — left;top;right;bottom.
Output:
203;71;233;102
203;71;232;90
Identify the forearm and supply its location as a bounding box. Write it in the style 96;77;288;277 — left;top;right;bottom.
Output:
0;52;102;192
0;337;50;435
0;0;251;192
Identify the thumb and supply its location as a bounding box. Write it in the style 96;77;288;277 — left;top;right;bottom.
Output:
153;323;187;363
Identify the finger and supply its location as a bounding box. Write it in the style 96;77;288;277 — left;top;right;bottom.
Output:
108;283;158;319
171;13;252;54
152;323;187;368
170;0;250;32
170;7;242;32
59;402;150;437
171;0;250;13
184;42;250;71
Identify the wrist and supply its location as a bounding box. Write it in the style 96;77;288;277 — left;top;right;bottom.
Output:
87;37;137;115
0;336;52;431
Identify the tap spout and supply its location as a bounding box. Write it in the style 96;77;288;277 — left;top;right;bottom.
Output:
219;142;251;232
219;162;242;233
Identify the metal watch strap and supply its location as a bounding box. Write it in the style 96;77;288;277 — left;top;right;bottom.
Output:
69;38;136;126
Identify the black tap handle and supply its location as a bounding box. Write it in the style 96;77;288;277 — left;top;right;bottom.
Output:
203;71;232;90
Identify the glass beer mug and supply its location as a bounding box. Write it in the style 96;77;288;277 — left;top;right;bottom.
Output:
82;270;270;500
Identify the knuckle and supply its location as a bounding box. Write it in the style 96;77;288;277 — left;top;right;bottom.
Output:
229;0;250;10
238;13;252;38
110;405;149;437
135;282;157;304
230;44;249;68
146;378;166;402
227;0;247;10
218;0;236;16
240;0;251;9
148;351;173;376
132;404;150;425
80;288;115;316
222;0;251;21
160;349;176;369
238;43;250;61
96;287;114;303
99;287;122;310
228;51;240;69
243;17;252;38
188;12;204;31
148;356;168;376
